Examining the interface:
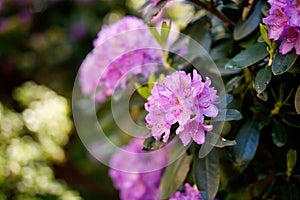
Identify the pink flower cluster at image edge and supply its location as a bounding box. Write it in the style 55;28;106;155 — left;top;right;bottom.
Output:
109;138;203;200
263;0;300;54
145;70;218;146
169;183;202;200
109;139;167;200
79;16;164;102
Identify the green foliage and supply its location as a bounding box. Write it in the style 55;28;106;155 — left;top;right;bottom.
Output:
193;148;220;200
159;153;192;199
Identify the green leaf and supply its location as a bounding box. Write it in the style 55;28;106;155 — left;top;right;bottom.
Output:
231;119;260;171
271;119;287;147
233;1;262;40
134;83;150;99
148;26;163;47
225;75;245;92
213;109;242;121
187;16;212;51
286;149;297;177
194;148;220;200
259;23;271;47
295;85;300;114
205;132;237;148
271;50;298;75
257;116;272;131
157;74;164;84
225;42;268;69
161;21;171;44
159;153;192;199
280;112;300;128
144;0;168;23
142;136;165;151
148;73;156;90
254;67;272;94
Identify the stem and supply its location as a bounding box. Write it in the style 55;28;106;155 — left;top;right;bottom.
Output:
188;0;235;27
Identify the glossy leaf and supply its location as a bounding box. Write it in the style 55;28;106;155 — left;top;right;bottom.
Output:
205;132;237;148
295;85;300;114
194;148;220;200
187;17;212;51
254;67;272;94
213;109;242;121
225;42;268;69
159;153;192;199
231;119;260;171
271;51;298;75
233;1;261;40
271;119;287;147
280;112;300;128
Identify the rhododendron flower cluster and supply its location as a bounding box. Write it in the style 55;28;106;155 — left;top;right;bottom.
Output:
79;16;164;102
263;0;300;54
169;183;202;200
109;139;168;200
145;70;218;146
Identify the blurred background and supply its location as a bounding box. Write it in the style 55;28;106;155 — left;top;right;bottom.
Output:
0;0;147;199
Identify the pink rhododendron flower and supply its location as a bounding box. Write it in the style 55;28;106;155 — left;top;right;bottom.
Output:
79;16;164;102
109;138;168;200
169;183;202;200
263;0;300;54
145;70;218;146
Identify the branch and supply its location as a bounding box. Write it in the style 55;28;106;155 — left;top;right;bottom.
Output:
188;0;235;27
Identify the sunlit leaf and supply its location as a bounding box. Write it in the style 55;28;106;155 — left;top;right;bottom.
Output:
194;148;220;200
213;109;242;121
254;67;272;94
233;1;261;40
159;153;192;199
259;23;271;47
225;42;268;69
271;51;298;75
134;83;150;99
271;119;287;147
295;85;300;114
286;149;297;178
231;119;260;171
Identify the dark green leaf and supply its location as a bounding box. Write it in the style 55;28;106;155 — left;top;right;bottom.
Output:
225;42;268;69
271;119;287;147
295;85;300;114
159;153;192;199
271;50;298;75
280;112;300;128
279;182;299;200
225;75;245;92
254;67;272;94
257;116;272;131
231;119;260;171
187;17;212;51
194;148;220;200
233;1;262;40
213;109;242;121
205;132;236;148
